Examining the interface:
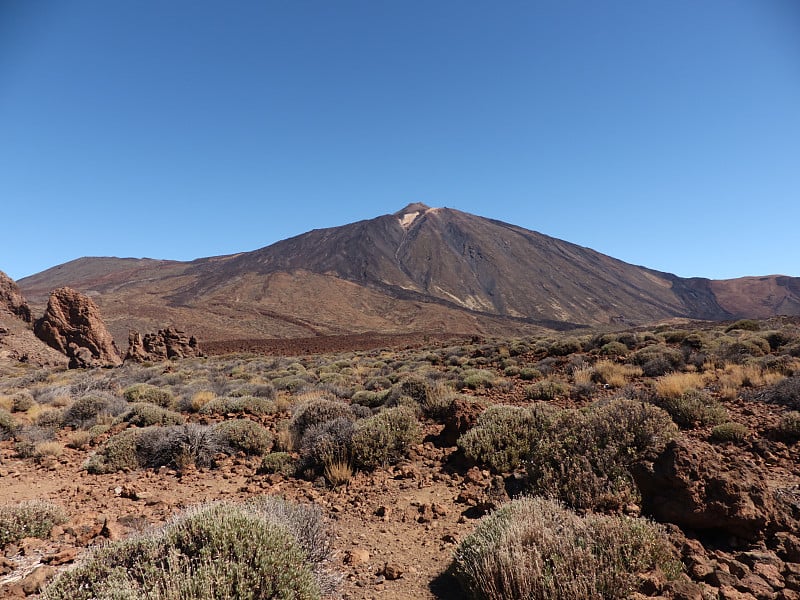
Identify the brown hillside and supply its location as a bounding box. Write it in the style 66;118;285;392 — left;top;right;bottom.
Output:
17;205;800;347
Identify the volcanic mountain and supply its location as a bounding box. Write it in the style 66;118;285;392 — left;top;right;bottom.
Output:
18;204;800;345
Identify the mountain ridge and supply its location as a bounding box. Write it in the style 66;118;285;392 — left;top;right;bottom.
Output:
17;205;800;345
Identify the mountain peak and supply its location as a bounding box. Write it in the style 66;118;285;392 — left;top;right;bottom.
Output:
395;202;431;216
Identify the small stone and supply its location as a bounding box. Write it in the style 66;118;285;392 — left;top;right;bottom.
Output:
43;547;80;565
344;549;370;566
382;563;403;580
21;565;56;595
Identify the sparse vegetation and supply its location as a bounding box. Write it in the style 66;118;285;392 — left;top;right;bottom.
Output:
2;317;800;599
351;406;421;470
452;496;678;600
41;498;334;600
0;500;67;547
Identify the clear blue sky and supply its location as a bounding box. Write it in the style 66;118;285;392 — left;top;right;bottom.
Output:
1;1;799;281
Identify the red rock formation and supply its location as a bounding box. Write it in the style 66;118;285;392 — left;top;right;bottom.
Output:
34;287;122;368
125;327;203;362
633;438;799;542
0;270;31;323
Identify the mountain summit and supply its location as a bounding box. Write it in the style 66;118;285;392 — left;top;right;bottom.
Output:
18;205;800;343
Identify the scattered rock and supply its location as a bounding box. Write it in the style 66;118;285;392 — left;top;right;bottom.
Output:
125;327;203;362
33;287;122;368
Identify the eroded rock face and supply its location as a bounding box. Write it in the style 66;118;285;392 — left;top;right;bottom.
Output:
633;438;800;542
0;270;31;323
34;287;122;368
125;328;203;363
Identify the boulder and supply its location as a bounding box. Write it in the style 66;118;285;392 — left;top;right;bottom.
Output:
34;287;122;368
633;438;800;542
0;270;31;322
437;396;487;447
125;327;203;362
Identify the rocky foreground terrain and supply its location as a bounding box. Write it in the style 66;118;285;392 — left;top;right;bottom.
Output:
0;317;798;599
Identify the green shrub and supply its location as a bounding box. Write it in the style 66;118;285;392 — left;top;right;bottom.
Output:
600;341;629;357
397;376;429;403
0;500;67;547
518;367;542;381
62;395;109;429
213;419;273;456
35;409;64;429
41;500;331;600
776;411;800;442
630;345;684;377
199;396;276;416
0;407;16;440
123;384;175;408
524;379;568;401
85;425;221;473
758;376;800;410
726;319;760;332
351;389;390;409
452;496;678;600
124;402;185;427
299;417;354;473
259;452;299;477
710;422;749;443
462;369;497;390
289;399;355;448
458;404;555;473
548;337;583;356
526;399;677;511
135;425;220;470
351;407;421;470
10;391;35;412
657;390;727;428
84;429;139;474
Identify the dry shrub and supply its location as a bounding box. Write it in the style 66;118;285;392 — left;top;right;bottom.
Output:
571;364;594;386
67;430;92;449
593;360;642;388
422;380;458;420
190;390;216;412
654;372;704;399
452;496;678;600
34;441;63;461
324;459;353;487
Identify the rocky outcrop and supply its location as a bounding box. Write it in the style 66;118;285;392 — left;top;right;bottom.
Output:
125;328;203;362
633;438;800;542
0;270;31;323
34;287;122;368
